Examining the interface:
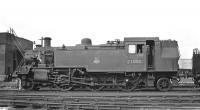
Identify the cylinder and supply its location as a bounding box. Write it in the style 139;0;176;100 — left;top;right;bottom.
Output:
44;37;52;47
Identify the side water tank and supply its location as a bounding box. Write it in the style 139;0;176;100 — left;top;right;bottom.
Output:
81;38;92;46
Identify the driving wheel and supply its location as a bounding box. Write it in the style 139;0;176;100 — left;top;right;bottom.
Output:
60;84;73;91
156;77;172;92
21;78;34;90
118;81;138;92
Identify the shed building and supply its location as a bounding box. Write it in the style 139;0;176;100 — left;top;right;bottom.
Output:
0;32;33;81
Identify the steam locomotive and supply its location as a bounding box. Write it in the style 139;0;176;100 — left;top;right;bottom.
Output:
13;35;181;92
3;30;200;91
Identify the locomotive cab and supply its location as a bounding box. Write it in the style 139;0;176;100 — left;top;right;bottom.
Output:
124;37;157;72
124;37;179;91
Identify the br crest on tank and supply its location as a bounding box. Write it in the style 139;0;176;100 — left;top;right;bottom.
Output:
14;36;179;92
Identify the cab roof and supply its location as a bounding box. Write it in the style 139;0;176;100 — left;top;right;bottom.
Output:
124;37;159;42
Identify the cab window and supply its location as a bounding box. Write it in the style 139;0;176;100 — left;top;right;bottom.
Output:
137;44;143;53
128;45;136;54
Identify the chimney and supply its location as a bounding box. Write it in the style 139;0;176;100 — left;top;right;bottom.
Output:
44;37;52;47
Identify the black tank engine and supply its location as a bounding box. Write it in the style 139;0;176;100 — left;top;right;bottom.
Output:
13;36;180;92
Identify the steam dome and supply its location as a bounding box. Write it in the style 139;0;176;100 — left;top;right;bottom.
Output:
81;38;92;46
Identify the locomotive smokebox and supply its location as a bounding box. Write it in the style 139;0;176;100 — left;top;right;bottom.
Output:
44;37;52;47
81;38;92;46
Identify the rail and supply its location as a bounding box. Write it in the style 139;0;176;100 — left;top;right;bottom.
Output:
1;91;200;109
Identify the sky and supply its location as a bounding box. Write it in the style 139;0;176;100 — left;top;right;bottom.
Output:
0;0;200;58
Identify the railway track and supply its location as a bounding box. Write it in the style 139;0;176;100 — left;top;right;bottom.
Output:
1;90;200;110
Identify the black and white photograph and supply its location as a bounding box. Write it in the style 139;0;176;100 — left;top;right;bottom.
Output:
1;0;200;110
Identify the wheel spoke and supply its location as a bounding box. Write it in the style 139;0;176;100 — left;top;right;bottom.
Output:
156;77;171;92
117;76;139;92
60;84;73;91
22;78;34;90
118;81;138;92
